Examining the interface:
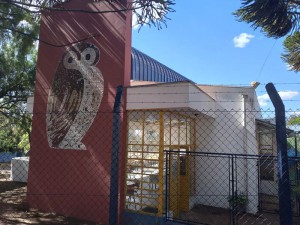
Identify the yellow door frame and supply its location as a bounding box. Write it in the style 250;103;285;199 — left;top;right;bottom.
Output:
125;110;194;216
168;146;190;216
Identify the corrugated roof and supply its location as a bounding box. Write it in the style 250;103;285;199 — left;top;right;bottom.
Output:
131;48;191;83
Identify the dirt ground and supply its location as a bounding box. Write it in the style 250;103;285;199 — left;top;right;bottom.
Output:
2;162;300;225
0;163;98;225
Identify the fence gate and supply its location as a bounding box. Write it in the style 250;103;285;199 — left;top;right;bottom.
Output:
165;151;300;225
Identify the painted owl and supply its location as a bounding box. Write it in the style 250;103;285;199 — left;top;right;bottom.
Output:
46;42;104;150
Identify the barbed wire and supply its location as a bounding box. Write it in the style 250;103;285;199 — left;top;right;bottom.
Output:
16;108;300;114
130;82;300;86
23;99;300;103
22;83;300;92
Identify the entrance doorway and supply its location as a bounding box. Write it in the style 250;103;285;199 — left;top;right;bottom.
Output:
125;110;195;215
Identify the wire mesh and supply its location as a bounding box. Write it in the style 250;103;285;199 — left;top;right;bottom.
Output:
0;101;300;224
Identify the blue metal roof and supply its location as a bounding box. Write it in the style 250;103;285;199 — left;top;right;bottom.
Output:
131;48;190;83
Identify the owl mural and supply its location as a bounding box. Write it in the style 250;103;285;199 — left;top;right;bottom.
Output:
46;42;104;150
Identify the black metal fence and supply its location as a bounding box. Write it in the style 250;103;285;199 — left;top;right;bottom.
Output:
164;151;300;225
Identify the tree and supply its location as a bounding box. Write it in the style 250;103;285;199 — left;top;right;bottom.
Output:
0;114;31;152
0;2;38;152
282;31;300;72
288;115;300;125
287;114;300;152
235;0;300;72
1;0;175;31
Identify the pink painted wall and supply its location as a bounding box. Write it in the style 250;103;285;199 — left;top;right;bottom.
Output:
27;0;131;223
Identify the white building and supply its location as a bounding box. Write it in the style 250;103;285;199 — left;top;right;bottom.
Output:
125;49;265;217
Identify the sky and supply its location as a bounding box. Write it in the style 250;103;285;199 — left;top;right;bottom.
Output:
132;0;300;112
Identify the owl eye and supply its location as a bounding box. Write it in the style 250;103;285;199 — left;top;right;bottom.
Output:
63;51;78;69
81;47;98;65
85;54;91;61
68;57;73;63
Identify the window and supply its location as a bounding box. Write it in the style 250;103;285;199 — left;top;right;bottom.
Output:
259;132;273;154
126;111;160;212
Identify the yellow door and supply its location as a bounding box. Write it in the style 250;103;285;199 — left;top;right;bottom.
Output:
169;147;190;217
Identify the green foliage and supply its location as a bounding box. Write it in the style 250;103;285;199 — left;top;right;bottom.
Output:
287;115;300;125
287;115;300;150
0;114;31;152
227;193;248;207
282;32;300;72
0;3;39;152
18;133;30;153
287;135;300;151
2;0;175;30
235;0;300;72
288;115;300;125
235;0;294;38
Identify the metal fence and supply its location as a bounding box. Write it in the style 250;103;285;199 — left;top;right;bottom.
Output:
164;151;300;225
0;107;300;225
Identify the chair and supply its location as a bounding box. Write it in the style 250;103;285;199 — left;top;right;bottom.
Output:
126;180;140;210
149;174;158;190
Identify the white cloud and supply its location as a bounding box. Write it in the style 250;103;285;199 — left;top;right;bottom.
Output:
233;33;254;48
279;91;299;100
257;94;270;107
258;91;299;107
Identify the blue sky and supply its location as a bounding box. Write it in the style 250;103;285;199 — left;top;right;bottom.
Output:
132;0;299;112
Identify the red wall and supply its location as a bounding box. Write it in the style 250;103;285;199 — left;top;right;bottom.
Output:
27;0;131;223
